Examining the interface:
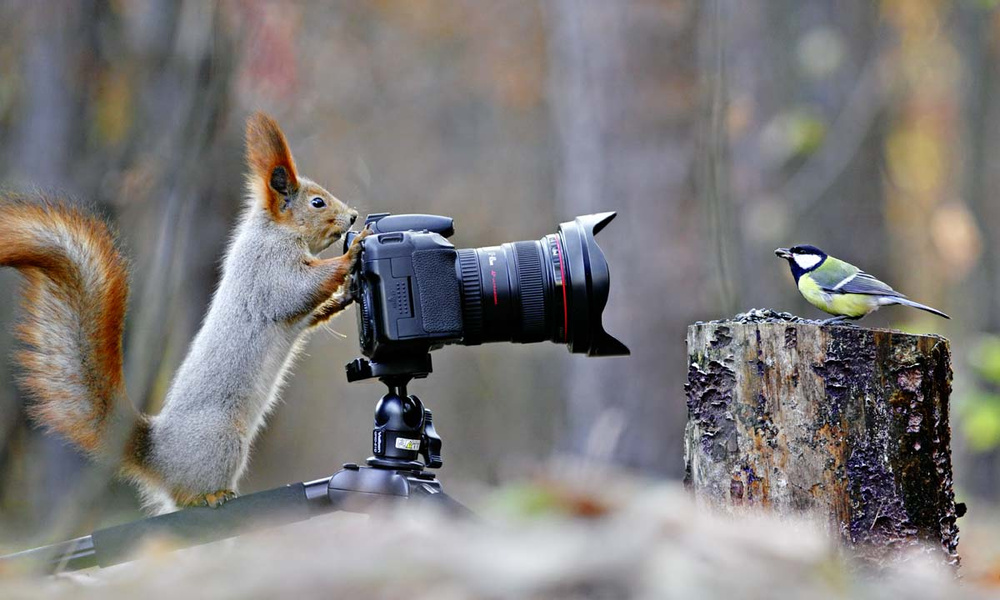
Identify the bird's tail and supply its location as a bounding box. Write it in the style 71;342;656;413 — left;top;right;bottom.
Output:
0;194;152;474
885;296;950;319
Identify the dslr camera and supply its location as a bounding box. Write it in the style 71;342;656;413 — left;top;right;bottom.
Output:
342;212;629;381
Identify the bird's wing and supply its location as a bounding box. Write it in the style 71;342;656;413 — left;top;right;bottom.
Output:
834;272;904;297
808;256;860;289
811;257;904;297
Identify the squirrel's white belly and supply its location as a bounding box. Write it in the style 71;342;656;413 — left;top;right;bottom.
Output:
150;310;309;493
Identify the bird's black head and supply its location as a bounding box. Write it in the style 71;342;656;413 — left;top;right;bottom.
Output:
775;245;828;282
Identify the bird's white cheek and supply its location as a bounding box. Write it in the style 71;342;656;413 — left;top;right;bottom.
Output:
793;254;822;270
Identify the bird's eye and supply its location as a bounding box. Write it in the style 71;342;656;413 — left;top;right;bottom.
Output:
311;197;326;209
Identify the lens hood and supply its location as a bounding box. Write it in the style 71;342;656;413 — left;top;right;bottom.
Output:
558;212;630;356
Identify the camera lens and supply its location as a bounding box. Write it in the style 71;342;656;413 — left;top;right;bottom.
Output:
457;213;629;356
456;241;552;345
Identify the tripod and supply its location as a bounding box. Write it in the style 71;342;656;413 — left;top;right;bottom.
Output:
329;370;468;515
1;357;467;571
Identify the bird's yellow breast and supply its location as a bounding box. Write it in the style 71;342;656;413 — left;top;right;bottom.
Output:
798;276;877;317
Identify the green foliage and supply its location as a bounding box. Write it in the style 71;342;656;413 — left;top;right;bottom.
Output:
964;396;1000;452
761;109;827;164
785;110;827;157
970;335;1000;383
960;336;1000;452
491;484;566;517
968;0;1000;11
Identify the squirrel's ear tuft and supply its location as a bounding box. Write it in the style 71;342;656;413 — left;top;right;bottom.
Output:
246;112;298;218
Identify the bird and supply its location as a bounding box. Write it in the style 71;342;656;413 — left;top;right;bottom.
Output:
774;245;949;324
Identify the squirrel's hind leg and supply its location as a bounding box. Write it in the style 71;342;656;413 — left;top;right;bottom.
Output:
172;488;238;509
193;490;238;508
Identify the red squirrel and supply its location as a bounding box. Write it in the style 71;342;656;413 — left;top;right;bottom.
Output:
0;112;367;513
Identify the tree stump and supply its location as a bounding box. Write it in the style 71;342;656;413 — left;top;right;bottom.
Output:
684;311;960;567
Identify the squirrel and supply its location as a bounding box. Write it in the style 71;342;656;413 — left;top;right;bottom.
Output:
0;112;368;513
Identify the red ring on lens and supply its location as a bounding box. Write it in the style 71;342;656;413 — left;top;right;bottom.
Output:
554;236;569;341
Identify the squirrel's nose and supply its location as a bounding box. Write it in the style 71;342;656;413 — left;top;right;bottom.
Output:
349;213;358;225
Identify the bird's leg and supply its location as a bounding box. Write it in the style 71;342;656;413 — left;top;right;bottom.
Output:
820;315;851;325
820;315;863;326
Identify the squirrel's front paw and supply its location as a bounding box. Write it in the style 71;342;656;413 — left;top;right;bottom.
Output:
347;227;371;263
189;489;237;508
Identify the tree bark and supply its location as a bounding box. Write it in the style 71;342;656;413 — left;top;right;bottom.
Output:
684;313;960;568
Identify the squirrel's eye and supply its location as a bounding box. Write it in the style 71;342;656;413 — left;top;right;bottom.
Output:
311;197;326;209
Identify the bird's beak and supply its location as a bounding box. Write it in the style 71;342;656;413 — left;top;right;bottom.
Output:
775;248;792;259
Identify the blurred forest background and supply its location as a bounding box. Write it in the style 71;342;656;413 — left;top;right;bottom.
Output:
0;0;999;544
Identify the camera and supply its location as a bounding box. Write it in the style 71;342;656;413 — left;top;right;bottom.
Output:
343;212;629;381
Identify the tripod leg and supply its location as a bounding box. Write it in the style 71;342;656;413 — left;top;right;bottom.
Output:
410;484;475;517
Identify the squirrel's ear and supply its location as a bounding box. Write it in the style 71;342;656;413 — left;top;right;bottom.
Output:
246;112;299;218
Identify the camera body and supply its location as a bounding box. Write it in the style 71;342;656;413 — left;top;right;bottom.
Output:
345;214;463;367
343;211;628;381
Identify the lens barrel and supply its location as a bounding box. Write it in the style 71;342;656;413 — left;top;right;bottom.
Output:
458;212;629;356
457;240;557;345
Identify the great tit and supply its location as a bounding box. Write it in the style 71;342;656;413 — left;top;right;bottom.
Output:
774;245;949;323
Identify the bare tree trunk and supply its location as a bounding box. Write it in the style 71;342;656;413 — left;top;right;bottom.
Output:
956;0;1000;501
685;317;960;568
546;0;703;473
9;2;90;520
0;0;241;531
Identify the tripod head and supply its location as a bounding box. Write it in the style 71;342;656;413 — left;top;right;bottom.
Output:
367;373;442;470
327;356;451;511
344;354;441;470
345;354;432;382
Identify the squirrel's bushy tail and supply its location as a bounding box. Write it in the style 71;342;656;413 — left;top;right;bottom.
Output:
0;194;151;472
